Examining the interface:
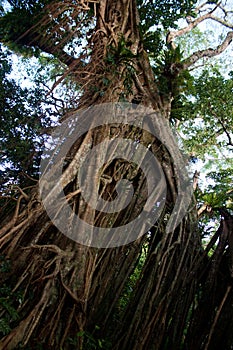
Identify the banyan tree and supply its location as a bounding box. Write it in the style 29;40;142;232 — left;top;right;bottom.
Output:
0;1;233;349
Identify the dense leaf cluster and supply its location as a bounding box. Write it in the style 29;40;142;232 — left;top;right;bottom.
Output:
0;45;50;189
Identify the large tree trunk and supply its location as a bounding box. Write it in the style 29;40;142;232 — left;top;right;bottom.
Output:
1;1;232;349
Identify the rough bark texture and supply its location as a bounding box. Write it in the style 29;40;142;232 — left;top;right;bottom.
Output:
0;1;233;350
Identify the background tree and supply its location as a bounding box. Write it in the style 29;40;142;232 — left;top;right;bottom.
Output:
0;1;232;349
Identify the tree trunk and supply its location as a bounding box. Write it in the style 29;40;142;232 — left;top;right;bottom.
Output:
1;1;232;349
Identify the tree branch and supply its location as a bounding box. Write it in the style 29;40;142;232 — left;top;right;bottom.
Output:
183;31;233;69
167;1;233;47
209;15;233;29
208;104;233;147
167;12;213;46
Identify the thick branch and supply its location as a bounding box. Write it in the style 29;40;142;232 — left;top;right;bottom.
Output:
183;31;233;69
167;2;233;47
167;12;214;45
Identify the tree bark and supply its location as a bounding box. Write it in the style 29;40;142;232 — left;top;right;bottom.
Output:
1;1;232;350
